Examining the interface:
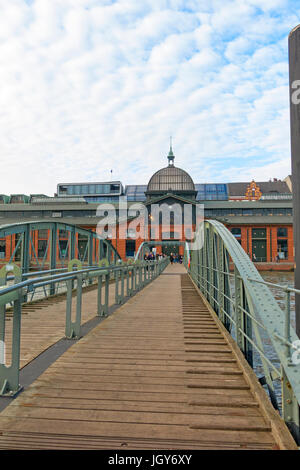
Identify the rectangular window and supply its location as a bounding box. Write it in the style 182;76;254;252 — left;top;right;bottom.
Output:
38;229;49;239
231;228;241;236
38;240;48;258
231;228;241;244
127;229;136;239
126;240;135;258
0;239;5;259
277;239;288;259
110;184;120;193
252;228;266;239
277;227;287;238
59;186;68;194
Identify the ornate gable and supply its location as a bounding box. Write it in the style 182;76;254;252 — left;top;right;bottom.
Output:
245;180;262;200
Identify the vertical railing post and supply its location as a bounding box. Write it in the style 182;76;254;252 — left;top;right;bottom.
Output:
115;267;120;304
104;272;110;315
10;290;22;393
65;259;83;339
120;266;125;300
0;264;23;396
126;265;130;296
234;267;244;352
22;225;30;301
138;263;142;289
97;274;103;316
65;273;83;339
65;278;73;337
88;233;93;284
196;247;200;289
96;270;109;316
70;228;75;290
199;242;204;294
49;223;57;295
133;265;137;292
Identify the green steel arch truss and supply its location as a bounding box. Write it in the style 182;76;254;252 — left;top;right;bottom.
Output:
0;220;121;275
185;219;300;444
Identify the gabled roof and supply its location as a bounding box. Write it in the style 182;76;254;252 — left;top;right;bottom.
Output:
228;181;291;197
145;193;198;206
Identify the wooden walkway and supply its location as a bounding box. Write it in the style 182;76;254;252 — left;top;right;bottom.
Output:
0;264;297;450
3;281;117;369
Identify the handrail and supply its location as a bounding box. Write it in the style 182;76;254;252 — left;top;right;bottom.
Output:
0;256;169;397
185;219;300;444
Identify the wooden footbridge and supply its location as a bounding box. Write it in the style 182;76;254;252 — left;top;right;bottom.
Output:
0;264;297;450
0;221;299;450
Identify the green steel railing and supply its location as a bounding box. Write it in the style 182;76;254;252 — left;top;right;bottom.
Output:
0;256;169;397
184;220;300;444
0;220;122;277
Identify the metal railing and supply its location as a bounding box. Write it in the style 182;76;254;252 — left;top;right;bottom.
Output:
184;220;300;444
0;221;122;277
0;256;169;397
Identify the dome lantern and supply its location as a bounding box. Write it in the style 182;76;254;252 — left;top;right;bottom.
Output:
145;141;196;201
167;137;175;167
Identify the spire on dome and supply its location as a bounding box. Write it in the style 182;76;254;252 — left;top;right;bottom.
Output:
167;136;175;166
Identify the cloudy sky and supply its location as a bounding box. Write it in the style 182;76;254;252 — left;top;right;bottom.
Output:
1;0;300;196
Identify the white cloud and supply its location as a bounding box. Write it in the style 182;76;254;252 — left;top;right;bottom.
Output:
0;0;297;196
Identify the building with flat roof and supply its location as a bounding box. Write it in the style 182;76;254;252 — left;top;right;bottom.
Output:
0;145;294;267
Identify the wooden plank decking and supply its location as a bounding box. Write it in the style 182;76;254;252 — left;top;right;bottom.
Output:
0;264;297;450
3;281;117;369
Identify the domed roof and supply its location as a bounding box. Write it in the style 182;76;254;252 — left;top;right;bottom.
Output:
147;166;195;192
147;143;195;193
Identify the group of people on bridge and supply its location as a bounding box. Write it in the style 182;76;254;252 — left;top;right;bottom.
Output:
144;252;167;261
169;253;183;264
143;251;183;265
